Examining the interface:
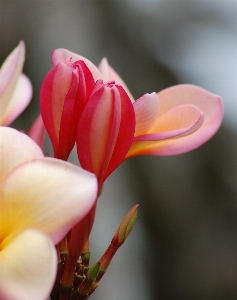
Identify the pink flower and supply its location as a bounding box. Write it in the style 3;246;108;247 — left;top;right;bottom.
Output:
0;127;97;300
100;56;224;158
0;41;32;126
42;48;223;184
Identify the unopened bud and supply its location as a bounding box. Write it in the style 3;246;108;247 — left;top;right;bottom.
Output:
87;262;101;282
112;204;139;247
97;204;139;279
77;262;101;297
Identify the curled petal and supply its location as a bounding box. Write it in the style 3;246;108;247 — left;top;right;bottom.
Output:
0;127;44;183
134;105;204;141
0;229;56;300
98;58;134;101
1;74;32;126
127;85;223;157
134;93;160;136
40;62;73;158
0;41;24;96
157;84;222;117
0;41;32;125
0;158;97;245
28;115;45;148
52;48;103;81
40;61;95;160
59;61;95;160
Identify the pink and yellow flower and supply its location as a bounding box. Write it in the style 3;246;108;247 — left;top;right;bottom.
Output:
0;127;97;300
0;41;32;126
40;48;223;186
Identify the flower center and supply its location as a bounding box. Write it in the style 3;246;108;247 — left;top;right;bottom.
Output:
105;80;115;88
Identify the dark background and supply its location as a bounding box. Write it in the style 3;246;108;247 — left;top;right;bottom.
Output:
1;1;237;299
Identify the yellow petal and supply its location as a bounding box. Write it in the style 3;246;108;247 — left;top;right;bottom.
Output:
0;158;97;245
0;127;44;183
0;229;56;300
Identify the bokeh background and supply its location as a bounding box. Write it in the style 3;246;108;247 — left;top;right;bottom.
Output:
1;1;237;299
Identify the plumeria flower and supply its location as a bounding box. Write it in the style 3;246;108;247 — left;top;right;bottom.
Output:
40;48;223;187
0;41;32;126
0;127;97;300
52;49;223;156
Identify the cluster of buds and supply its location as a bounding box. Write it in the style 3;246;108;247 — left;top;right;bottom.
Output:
51;205;139;300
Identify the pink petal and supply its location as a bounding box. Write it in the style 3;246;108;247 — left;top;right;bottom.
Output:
98;58;134;101
157;84;222;117
104;85;135;178
0;41;24;96
77;84;117;180
1;74;32;126
0;229;56;300
40;62;73;158
133;93;160;136
28;115;45;148
0;42;32;125
133;104;204;141
0;127;44;183
59;61;95;160
127;85;223;157
52;48;103;81
58;68;80;159
0;158;97;245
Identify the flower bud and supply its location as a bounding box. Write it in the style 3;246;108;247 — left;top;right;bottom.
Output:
40;59;95;160
76;80;135;188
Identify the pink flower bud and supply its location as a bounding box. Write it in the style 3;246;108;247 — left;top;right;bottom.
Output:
76;80;136;187
40;59;95;160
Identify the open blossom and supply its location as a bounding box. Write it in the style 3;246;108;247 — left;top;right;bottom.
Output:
40;48;223;185
0;41;32;126
0;127;97;300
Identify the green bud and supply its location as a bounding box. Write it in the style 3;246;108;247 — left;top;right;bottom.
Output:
112;204;139;247
87;262;101;281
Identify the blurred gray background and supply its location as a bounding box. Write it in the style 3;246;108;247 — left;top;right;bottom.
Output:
1;1;237;299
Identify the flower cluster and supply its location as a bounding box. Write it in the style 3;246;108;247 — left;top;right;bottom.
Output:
0;41;223;299
40;48;223;188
